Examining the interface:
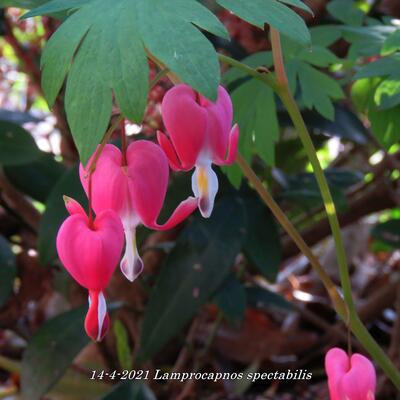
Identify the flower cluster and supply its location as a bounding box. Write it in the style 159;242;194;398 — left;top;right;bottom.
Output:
56;84;239;341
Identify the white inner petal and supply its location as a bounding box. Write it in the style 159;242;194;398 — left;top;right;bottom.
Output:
96;291;107;342
191;160;219;218
120;223;144;282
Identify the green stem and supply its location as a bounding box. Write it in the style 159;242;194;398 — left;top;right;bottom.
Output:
269;26;355;311
278;88;355;311
236;153;347;319
218;41;400;390
218;53;278;91
150;68;169;88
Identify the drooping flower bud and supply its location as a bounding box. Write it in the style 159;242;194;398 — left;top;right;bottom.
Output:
325;347;376;400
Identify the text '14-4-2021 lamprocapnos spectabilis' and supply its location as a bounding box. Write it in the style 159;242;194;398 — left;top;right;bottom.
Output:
56;84;239;341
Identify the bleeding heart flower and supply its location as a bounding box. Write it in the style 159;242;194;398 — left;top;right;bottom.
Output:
56;197;124;341
80;140;198;283
157;84;239;218
325;347;376;400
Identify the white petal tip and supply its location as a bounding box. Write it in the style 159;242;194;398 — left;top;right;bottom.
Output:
120;254;144;282
192;163;219;219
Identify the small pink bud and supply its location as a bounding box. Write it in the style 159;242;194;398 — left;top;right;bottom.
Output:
325;347;376;400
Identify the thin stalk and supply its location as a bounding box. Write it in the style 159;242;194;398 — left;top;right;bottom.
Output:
269;27;355;311
121;127;128;167
218;53;279;91
278;88;355;311
237;153;347;318
88;115;124;174
270;28;288;87
150;68;170;88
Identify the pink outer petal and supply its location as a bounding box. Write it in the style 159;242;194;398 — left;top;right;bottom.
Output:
201;86;234;163
325;348;376;400
85;290;109;342
340;354;376;400
63;196;86;216
79;144;129;216
217;124;239;166
126;140;198;231
161;84;208;170
126;140;169;227
146;197;198;231
56;209;124;291
325;348;350;400
157;131;183;171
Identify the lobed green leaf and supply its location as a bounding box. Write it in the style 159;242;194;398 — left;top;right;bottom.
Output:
217;0;311;46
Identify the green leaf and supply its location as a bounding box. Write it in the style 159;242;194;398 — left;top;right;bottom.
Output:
213;275;246;323
0;121;40;166
327;0;364;26
242;194;281;281
374;78;400;109
113;320;132;371
217;0;311;46
62;1;147;164
371;219;400;248
138;196;246;362
298;45;339;67
351;78;380;113
137;0;220;101
369;105;400;149
278;0;313;14
38;166;87;265
227;79;279;187
297;62;344;120
350;76;400;147
102;382;156;400
354;55;400;80
246;286;293;311
25;0;222;163
310;25;341;47
164;0;229;40
22;0;90;16
21;306;89;400
4;152;65;203
343;25;393;58
381;29;400;55
0;236;17;307
280;105;369;145
0;0;49;8
280;169;363;212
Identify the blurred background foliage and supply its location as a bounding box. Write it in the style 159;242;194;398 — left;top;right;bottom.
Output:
0;0;399;399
